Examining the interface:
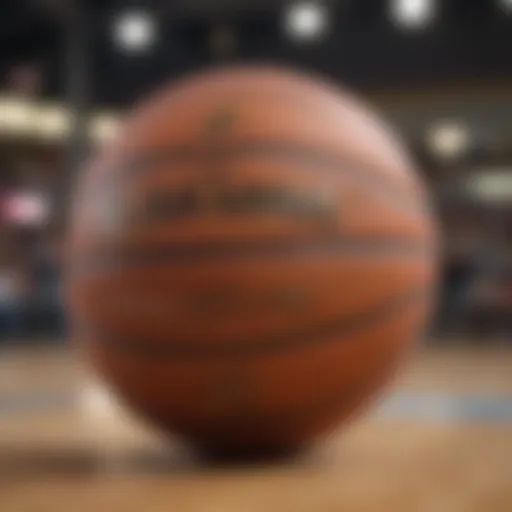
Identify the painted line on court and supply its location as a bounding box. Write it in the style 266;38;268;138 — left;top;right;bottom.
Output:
1;392;512;422
376;393;512;422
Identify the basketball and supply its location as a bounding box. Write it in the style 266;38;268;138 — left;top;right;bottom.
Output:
66;66;437;454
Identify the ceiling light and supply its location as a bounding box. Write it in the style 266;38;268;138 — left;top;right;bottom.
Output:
284;2;330;43
113;10;157;53
389;0;437;30
426;120;471;161
498;0;512;14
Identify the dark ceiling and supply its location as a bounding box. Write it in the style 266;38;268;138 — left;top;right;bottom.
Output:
1;0;512;108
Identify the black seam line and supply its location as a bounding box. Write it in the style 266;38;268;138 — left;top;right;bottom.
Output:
88;286;429;360
69;237;433;274
99;141;426;213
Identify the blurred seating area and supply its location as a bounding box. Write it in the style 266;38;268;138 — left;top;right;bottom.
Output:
0;145;65;343
434;202;512;342
437;252;512;342
0;224;64;343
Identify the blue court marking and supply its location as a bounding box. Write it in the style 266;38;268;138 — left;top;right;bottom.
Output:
376;393;512;423
0;392;512;423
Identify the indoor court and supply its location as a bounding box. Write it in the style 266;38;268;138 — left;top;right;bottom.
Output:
1;2;512;511
1;345;511;511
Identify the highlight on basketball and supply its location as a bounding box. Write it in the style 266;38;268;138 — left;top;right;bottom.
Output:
0;1;511;510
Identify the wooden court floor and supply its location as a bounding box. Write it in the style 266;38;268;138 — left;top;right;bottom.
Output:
0;345;511;511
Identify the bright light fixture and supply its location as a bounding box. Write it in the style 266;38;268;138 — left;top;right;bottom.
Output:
284;2;330;43
389;0;437;30
0;98;35;134
467;169;512;203
37;106;69;140
426;120;471;161
113;10;157;53
498;0;512;13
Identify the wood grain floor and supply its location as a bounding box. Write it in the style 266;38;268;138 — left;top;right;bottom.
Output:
0;345;511;511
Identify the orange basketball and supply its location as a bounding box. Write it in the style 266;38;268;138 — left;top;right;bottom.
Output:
66;66;437;454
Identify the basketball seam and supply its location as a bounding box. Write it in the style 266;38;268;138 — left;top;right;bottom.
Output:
79;286;430;359
69;237;434;275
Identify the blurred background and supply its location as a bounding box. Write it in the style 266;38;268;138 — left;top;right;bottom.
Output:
0;0;511;346
0;2;511;510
